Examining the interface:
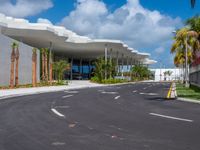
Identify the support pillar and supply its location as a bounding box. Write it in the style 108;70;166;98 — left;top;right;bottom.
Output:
116;51;119;76
105;44;108;80
70;58;73;80
79;58;82;80
121;54;124;77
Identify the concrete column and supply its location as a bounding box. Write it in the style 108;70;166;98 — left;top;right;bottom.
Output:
105;44;108;80
70;58;73;80
79;58;82;76
126;56;129;70
121;54;124;77
116;51;119;75
88;59;91;79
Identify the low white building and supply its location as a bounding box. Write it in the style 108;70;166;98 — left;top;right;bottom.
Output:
151;68;183;82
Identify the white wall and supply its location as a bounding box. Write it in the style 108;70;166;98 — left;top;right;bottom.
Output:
151;68;183;81
0;33;40;86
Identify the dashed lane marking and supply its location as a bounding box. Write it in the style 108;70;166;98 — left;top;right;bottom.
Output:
62;95;73;98
51;108;65;118
149;113;193;123
114;96;121;100
102;92;118;94
133;90;137;93
64;91;79;94
139;93;158;96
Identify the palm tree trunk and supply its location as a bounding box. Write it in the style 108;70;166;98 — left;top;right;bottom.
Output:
49;50;53;85
45;50;48;82
15;46;19;87
10;48;15;88
32;49;37;87
42;49;45;81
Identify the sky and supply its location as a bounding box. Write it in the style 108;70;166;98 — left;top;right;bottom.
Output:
0;0;199;68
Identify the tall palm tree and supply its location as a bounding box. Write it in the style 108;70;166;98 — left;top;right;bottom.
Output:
32;48;37;87
15;43;19;87
171;28;198;63
186;16;200;61
10;43;16;88
49;50;53;85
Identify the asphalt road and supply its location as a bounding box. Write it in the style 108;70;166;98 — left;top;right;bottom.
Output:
0;82;200;150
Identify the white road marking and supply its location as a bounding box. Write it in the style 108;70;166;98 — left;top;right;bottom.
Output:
102;91;118;94
115;96;121;100
143;87;147;90
51;108;65;118
98;90;104;92
133;90;137;93
139;93;158;96
62;95;73;98
64;91;79;94
149;113;193;122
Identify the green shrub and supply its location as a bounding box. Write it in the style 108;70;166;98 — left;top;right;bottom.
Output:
102;78;128;84
91;76;101;83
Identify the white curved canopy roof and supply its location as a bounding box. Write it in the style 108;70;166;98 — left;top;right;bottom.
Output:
0;13;156;64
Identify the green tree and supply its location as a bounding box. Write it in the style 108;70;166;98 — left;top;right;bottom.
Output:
93;57;117;83
131;65;151;80
53;60;69;83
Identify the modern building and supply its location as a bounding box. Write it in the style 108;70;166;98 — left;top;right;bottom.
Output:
0;13;156;86
190;51;200;87
151;68;182;82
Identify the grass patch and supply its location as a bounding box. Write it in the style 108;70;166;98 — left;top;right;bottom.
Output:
176;83;200;100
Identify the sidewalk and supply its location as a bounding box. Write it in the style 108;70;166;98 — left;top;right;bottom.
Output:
0;81;104;99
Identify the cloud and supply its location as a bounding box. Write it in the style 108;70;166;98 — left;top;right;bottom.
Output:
0;0;53;18
154;47;165;54
37;18;52;25
60;0;182;64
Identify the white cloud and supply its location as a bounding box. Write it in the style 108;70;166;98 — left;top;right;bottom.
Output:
154;47;165;54
60;0;182;52
37;18;52;25
0;0;53;18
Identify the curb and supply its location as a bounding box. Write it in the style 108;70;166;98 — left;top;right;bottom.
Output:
177;97;200;104
0;85;104;100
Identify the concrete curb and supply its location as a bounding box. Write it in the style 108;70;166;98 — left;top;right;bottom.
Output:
177;97;200;104
0;85;104;100
0;80;148;100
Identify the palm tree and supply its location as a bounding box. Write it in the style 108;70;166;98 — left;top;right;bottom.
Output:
49;50;53;85
10;43;16;88
186;16;200;54
15;43;19;87
32;48;37;87
53;60;68;83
